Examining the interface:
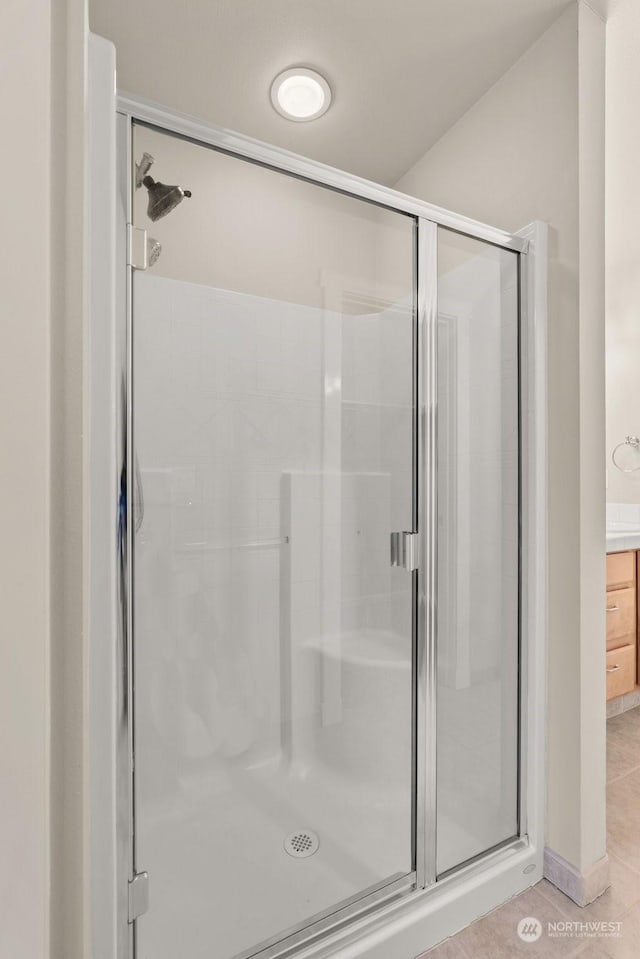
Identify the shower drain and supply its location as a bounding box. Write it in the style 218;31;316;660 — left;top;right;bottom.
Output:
284;829;320;858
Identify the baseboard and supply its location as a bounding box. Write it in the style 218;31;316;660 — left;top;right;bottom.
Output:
543;848;610;907
607;687;640;719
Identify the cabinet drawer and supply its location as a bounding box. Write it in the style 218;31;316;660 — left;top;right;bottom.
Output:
606;644;636;701
606;587;636;649
607;551;636;590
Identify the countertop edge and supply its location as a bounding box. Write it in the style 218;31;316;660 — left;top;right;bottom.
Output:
607;534;640;554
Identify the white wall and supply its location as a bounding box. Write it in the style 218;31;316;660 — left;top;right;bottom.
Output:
605;0;640;503
577;0;607;878
0;4;53;956
397;1;607;879
1;2;88;959
49;0;90;951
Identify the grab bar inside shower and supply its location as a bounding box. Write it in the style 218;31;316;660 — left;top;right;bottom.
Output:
176;537;289;554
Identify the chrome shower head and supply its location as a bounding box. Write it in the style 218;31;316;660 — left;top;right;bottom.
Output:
142;175;192;222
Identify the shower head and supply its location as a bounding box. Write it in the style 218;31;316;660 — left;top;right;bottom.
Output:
142;175;192;222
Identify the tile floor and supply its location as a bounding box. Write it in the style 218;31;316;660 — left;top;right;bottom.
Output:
420;705;640;959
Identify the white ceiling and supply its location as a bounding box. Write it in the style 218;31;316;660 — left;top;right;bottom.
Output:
90;0;573;185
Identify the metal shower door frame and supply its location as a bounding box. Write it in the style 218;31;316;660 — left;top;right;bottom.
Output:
114;92;539;959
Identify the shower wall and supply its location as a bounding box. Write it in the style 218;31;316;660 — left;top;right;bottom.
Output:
133;126;410;311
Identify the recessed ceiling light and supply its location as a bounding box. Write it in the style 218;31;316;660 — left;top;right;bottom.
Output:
270;67;332;122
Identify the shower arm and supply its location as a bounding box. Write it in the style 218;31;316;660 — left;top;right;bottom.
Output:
135;152;154;189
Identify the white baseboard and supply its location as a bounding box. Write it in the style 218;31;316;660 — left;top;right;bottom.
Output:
543;847;610;906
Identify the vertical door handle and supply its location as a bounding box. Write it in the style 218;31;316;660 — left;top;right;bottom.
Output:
390;532;419;571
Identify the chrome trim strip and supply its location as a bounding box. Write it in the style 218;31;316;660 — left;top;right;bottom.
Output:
434;836;530;886
517;249;527;839
124;111;138;959
115;92;527;254
417;219;439;887
115;110;134;959
514;222;548;853
125;229;135;888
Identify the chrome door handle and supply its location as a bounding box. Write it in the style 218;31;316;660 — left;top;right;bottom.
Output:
606;605;620;613
607;664;621;673
390;532;419;571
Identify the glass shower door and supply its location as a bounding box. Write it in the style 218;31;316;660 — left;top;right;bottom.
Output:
435;228;520;875
130;123;417;959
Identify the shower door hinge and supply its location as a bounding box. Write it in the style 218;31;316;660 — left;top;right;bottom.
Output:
390;531;419;572
127;224;148;271
128;871;149;923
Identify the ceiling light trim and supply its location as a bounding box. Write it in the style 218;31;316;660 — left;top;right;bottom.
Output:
270;67;332;122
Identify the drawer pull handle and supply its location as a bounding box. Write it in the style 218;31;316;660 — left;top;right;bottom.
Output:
607;664;621;673
606;605;620;612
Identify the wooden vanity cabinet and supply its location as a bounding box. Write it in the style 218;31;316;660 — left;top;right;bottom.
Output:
606;551;637;701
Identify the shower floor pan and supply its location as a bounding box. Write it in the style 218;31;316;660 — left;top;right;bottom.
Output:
135;757;412;959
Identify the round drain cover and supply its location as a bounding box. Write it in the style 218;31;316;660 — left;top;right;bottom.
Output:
284;829;319;858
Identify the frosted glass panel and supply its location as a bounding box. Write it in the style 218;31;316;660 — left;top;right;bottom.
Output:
435;229;519;875
132;124;416;959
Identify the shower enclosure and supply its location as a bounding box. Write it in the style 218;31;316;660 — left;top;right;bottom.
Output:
108;92;546;959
